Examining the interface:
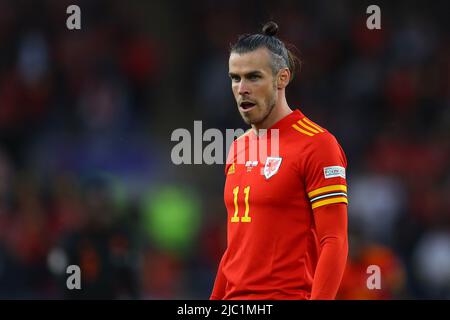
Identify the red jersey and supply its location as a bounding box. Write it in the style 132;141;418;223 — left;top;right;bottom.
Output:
220;109;348;300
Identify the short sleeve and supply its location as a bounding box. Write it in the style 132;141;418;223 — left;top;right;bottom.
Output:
303;133;348;210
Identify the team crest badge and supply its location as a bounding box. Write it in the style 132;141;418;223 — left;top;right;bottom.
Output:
263;157;282;179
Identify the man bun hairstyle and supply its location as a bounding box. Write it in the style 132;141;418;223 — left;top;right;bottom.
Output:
262;21;278;37
231;21;300;82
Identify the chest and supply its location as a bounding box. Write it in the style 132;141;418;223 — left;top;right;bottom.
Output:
224;145;306;210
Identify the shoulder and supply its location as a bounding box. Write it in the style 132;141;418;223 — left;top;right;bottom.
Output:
290;115;327;138
308;130;342;151
288;115;341;150
233;129;253;144
225;129;253;174
228;128;253;154
227;128;252;157
288;115;346;164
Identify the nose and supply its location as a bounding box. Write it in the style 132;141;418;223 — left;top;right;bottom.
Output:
238;80;250;96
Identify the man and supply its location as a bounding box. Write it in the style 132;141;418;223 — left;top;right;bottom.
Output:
210;22;348;300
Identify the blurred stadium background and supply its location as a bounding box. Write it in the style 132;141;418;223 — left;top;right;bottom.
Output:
0;0;449;299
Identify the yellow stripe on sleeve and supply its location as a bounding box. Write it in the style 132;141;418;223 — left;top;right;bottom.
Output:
303;118;325;133
308;184;347;198
311;197;348;209
297;119;320;134
292;124;314;136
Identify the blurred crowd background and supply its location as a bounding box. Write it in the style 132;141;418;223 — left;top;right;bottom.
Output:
0;0;449;299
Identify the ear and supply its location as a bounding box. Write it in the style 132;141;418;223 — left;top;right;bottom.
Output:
277;68;291;89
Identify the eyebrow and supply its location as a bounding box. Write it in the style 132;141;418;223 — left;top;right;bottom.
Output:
228;71;263;78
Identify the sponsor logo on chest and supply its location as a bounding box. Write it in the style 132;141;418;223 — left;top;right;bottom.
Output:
245;160;259;172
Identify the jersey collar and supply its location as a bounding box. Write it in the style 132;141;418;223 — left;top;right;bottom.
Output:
249;108;304;139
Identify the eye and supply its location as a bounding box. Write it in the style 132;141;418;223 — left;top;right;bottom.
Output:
249;75;260;81
230;75;240;82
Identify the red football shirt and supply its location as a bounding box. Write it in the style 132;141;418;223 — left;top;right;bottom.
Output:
218;109;348;300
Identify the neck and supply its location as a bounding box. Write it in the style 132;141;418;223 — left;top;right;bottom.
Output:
252;93;292;134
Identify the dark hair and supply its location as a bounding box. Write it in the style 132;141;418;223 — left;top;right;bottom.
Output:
230;21;300;82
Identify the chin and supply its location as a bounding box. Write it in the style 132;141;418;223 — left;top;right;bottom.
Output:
245;118;265;127
241;116;252;125
241;113;258;125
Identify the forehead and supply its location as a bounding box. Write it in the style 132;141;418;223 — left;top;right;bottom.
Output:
229;48;272;74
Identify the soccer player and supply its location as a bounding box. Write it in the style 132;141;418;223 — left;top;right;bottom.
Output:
210;22;348;300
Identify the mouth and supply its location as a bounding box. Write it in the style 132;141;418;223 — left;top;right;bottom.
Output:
239;101;256;112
